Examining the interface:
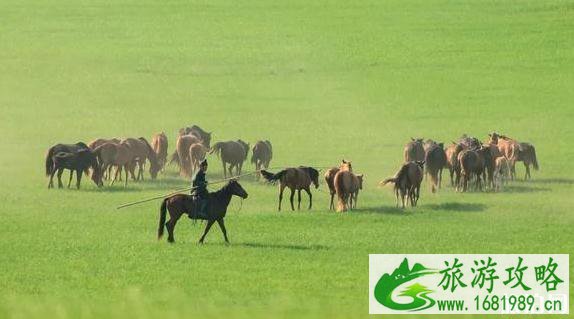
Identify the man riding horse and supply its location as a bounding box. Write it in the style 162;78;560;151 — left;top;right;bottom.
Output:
190;159;209;219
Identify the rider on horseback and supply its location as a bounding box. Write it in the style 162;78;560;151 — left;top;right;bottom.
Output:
190;159;209;219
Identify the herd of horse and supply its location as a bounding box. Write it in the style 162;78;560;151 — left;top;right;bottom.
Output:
44;126;539;243
380;133;539;208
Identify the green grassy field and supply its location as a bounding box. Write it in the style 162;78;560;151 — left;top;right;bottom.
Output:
1;0;573;318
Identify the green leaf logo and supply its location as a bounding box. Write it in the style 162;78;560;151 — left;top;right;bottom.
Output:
374;258;437;311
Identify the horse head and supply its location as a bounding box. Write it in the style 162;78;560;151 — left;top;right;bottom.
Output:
306;167;320;189
356;174;364;190
340;160;352;172
228;179;248;199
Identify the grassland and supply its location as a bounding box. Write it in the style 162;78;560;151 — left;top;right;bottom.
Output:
0;0;573;318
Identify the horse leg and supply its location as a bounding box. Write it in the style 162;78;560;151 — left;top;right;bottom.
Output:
166;211;182;243
297;189;301;210
67;170;74;188
110;166;119;186
524;163;530;180
48;169;56;188
278;184;285;211
449;167;454;187
222;161;227;178
57;169;64;188
217;218;229;244
305;187;312;210
289;188;295;211
76;169;82;189
438;168;443;189
199;220;216;244
354;192;359;209
329;193;334;210
124;164;129;187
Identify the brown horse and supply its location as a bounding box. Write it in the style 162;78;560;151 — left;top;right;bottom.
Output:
251;140;273;179
334;170;363;212
151;132;168;171
158;180;248;244
261;167;319;211
404;138;425;162
210;140;250;178
517;142;539;180
381;161;424;208
424;140;447;193
445;142;464;187
458;145;492;192
93;142;135;187
88;138;121;180
179;125;212;148
488;133;520;180
122;137;161;180
171;134;203;177
48;149;102;189
324;160;353;210
189;143;209;177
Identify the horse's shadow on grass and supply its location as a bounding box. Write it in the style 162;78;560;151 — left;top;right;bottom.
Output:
237;242;329;251
501;185;551;193
352;206;413;215
527;178;574;185
424;202;486;212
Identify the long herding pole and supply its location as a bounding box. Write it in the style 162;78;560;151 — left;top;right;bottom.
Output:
115;165;334;210
116;171;259;210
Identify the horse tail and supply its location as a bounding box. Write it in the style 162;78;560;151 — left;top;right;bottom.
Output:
260;169;285;183
531;146;539;170
381;163;408;186
210;142;223;158
334;172;346;212
250;144;257;164
158;198;168;240
45;147;54;176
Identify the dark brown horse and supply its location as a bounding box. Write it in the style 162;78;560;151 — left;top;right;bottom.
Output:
48;149;102;189
404;138;425;162
458;145;492;192
210;140;250;178
45;142;90;186
251;140;273;179
158;180;248;244
261;167;319;211
517;142;539;180
424;140;447;193
381;161;424;208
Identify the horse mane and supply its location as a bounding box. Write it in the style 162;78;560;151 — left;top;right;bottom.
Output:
138;137;158;164
302;166;319;181
210;142;224;158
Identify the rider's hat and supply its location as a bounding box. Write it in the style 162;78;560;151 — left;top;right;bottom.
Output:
200;159;208;167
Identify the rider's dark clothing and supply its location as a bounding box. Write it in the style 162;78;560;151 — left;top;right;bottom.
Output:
190;170;208;218
192;170;208;198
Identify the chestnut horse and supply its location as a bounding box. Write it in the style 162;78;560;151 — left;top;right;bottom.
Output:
189;143;209;177
324;160;353;210
93;142;135;187
251;140;273;179
488;133;520;180
171;134;203;177
334;170;363;212
424;140;447;193
122;137;161;180
158;180;248;244
261;166;319;211
151;132;168;171
404;138;425;162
